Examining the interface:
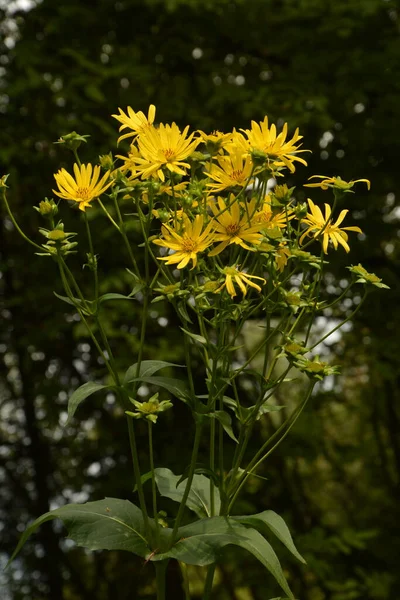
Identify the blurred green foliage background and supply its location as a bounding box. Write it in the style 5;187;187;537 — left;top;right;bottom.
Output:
0;0;399;598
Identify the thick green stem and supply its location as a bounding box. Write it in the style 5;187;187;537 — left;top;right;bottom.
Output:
171;419;204;542
148;421;160;544
154;560;168;600
203;564;216;600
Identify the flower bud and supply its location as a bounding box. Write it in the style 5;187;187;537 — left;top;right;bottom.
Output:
55;131;90;151
35;198;58;218
48;229;67;241
0;174;9;189
99;152;114;170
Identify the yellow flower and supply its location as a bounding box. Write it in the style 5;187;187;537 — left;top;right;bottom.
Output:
241;117;309;172
209;196;263;256
53;163;112;211
112;105;156;144
254;198;294;230
275;243;291;271
299;199;362;253
205;149;254;193
197;130;233;153
129;123;199;182
217;266;266;298
304;175;371;191
153;214;215;269
115;145;142;177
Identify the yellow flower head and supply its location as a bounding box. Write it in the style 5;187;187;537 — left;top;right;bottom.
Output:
153;214;215;269
197;130;233;154
241;117;309;173
112;105;156;144
254;197;294;230
209;196;263;256
299;199;362;253
217;266;266;298
304;175;371;192
206;149;254;193
53;163;112;211
129;123;199;182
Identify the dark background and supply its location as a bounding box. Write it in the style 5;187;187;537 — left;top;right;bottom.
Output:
0;0;399;598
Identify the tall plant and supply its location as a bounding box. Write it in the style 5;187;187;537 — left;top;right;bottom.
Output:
2;106;388;599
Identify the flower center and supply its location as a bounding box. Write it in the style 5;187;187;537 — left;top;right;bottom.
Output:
226;223;241;237
231;170;244;181
181;237;197;252
76;187;92;200
163;148;176;161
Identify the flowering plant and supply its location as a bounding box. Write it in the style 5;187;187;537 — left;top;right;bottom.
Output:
3;106;387;599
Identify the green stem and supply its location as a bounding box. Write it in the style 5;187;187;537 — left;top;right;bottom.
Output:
148;421;160;544
98;198;120;230
309;292;368;351
178;561;191;600
227;381;315;513
154;560;168;600
1;190;43;251
171;418;204;542
112;192;140;276
203;564;216;600
84;212;99;301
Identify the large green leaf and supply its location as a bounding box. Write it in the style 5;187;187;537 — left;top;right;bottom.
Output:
231;510;305;564
153;517;294;599
8;499;150;566
154;468;220;518
123;360;183;385
131;376;190;402
67;382;110;423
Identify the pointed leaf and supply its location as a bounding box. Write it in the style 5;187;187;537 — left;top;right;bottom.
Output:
154;468;220;518
132;376;190;402
208;411;238;442
180;328;207;345
153;518;294;599
231;510;305;564
97;293;135;305
54;291;83;307
67;382;109;422
54;292;94;315
123;360;183;385
8;499;150;566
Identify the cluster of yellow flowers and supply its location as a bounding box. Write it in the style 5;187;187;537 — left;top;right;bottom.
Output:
51;106;369;299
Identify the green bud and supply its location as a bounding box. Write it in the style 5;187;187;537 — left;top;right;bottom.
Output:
55;131;90;152
99;152;114;170
0;174;10;189
34;198;58;218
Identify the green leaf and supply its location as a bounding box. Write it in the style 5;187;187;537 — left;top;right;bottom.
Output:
154;468;220;518
208;410;238;442
130;376;190;402
97;293;135;305
123;360;184;385
177;303;193;324
67;382;109;423
132;470;153;493
231;510;305;564
180;327;207;345
154;518;294;599
8;499;150;566
54;291;93;312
